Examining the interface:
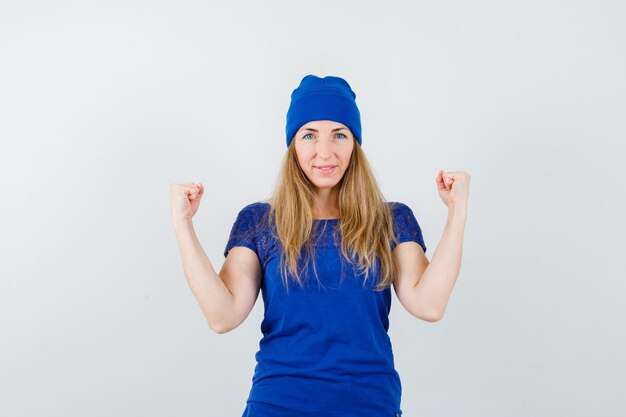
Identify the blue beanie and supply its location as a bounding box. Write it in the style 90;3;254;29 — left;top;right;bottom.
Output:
285;74;362;148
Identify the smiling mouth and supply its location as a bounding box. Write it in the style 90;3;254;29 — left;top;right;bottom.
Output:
315;166;337;174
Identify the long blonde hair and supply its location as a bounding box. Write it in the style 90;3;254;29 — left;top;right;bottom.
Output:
259;137;401;293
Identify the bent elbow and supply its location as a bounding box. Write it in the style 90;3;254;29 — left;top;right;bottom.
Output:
420;307;444;323
209;321;232;335
428;312;444;322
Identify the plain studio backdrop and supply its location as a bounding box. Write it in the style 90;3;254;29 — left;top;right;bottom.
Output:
1;0;624;416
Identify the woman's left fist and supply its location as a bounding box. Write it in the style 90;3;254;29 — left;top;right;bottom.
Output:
436;170;470;208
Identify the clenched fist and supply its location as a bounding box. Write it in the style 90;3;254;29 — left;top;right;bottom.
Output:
436;170;470;208
169;181;204;223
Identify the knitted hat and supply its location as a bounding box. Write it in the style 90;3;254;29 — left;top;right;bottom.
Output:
285;74;362;148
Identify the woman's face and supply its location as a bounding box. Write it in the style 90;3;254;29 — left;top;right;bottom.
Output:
293;120;355;192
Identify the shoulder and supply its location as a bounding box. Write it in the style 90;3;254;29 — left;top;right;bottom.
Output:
234;201;273;227
386;201;422;231
386;201;413;216
238;201;271;215
386;200;426;251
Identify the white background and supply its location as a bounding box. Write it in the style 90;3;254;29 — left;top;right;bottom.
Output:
1;1;625;416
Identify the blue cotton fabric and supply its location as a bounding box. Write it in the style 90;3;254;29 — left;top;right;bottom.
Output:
223;202;427;417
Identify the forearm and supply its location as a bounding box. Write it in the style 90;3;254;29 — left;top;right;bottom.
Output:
173;218;235;332
414;203;467;320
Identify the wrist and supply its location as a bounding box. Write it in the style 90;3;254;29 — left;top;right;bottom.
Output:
449;201;467;212
173;216;194;232
447;202;468;223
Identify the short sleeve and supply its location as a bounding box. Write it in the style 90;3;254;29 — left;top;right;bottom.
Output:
223;204;262;258
390;202;427;253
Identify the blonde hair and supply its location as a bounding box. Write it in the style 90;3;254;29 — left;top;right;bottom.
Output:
258;136;401;294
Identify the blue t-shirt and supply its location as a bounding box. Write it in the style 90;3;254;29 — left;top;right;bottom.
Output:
224;202;427;417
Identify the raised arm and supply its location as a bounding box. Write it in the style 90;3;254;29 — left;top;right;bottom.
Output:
169;182;262;334
392;170;470;322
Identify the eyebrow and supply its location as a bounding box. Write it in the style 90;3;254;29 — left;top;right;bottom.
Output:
301;127;348;132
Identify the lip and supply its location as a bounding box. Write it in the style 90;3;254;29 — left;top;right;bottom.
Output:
314;165;337;169
314;166;337;175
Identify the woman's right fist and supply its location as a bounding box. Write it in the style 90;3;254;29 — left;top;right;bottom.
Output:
169;181;204;223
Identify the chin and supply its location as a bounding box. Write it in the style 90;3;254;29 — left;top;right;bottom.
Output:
314;183;339;189
311;178;341;188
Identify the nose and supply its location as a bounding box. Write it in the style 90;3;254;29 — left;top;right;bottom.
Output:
316;137;333;157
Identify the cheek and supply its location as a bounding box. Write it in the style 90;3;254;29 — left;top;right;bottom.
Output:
296;147;312;162
295;152;309;170
341;149;353;166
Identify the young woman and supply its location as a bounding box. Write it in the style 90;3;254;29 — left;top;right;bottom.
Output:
170;74;470;417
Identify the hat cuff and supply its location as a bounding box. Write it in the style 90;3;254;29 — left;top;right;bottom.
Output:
286;93;361;147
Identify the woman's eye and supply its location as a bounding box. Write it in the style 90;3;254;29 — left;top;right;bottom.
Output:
302;132;346;140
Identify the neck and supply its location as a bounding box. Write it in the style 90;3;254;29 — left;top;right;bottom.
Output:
312;187;339;219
